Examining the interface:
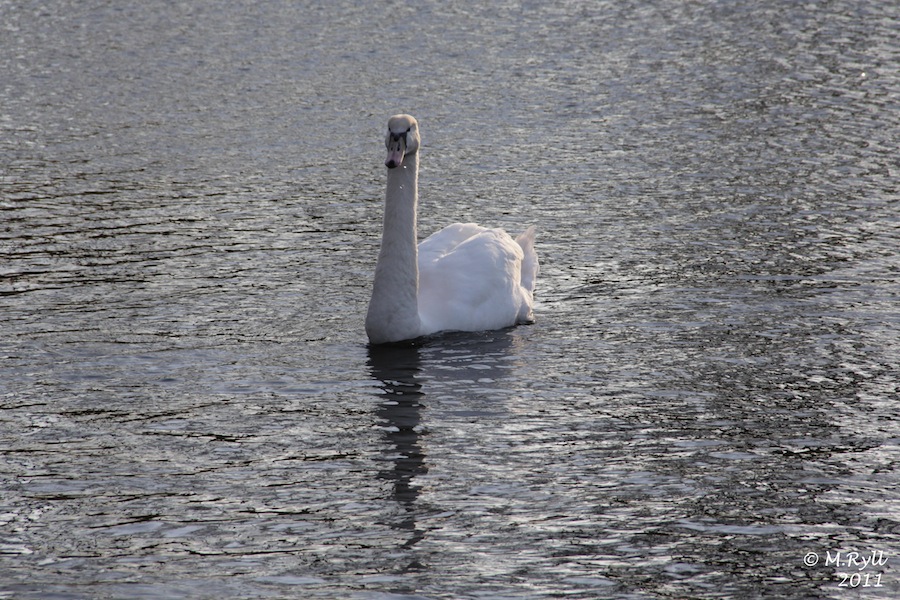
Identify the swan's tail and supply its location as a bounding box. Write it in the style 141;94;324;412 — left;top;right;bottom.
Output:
516;226;539;294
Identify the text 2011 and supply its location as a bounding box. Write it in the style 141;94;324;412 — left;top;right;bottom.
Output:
838;572;883;588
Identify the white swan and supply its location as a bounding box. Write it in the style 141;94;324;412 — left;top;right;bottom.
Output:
366;114;538;344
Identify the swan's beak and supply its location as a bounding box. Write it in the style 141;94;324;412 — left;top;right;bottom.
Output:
385;133;406;169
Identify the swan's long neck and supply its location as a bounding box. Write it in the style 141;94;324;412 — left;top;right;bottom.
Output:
366;152;422;343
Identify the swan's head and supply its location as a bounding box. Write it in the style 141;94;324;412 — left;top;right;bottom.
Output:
385;114;419;169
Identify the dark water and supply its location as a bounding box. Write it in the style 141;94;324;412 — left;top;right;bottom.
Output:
2;1;898;598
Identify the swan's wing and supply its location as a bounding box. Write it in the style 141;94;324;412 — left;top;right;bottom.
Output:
516;225;539;295
418;222;488;262
417;223;532;334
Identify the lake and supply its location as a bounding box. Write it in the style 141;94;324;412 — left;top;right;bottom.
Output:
1;1;898;598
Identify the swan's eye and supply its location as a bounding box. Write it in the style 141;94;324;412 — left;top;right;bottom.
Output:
406;127;411;133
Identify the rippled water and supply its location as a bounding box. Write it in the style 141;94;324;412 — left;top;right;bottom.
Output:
2;1;898;598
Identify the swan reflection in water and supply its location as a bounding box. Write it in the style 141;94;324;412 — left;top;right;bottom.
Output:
368;342;428;550
367;330;523;552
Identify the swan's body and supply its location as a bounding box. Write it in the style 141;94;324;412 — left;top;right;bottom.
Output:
366;114;538;344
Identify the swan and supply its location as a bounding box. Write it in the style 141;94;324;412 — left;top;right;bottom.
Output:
366;114;538;344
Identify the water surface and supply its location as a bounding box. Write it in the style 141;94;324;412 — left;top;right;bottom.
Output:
2;1;898;598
